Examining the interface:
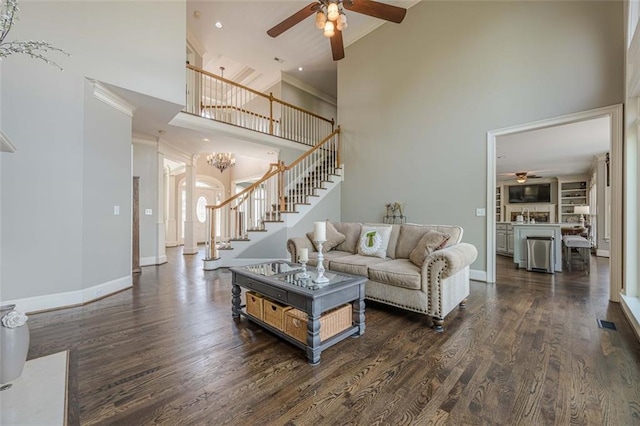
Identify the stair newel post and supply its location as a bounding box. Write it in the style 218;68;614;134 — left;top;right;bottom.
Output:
336;126;341;169
210;207;219;260
269;92;274;135
278;161;286;214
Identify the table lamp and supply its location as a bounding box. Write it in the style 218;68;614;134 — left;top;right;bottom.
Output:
574;205;590;227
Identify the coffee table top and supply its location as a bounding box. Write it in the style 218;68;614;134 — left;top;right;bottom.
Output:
235;261;356;291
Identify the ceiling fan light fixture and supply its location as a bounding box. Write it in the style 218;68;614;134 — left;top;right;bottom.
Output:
339;13;348;30
323;21;335;37
315;11;326;29
327;2;340;21
515;172;528;184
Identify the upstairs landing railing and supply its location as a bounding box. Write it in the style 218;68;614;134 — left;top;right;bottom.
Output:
205;128;341;260
185;64;335;147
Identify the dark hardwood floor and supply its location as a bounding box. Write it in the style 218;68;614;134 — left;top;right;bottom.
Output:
26;248;640;425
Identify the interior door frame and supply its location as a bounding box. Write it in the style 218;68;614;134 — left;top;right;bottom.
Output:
486;104;623;302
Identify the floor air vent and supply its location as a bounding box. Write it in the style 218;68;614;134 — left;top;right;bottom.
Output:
597;319;617;330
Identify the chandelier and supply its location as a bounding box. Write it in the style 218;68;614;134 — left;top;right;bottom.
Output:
207;153;236;173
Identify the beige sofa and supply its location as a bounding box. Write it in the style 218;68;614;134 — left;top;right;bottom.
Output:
286;222;478;331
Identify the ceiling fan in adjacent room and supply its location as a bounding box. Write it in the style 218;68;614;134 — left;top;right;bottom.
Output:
266;0;407;61
513;172;544;184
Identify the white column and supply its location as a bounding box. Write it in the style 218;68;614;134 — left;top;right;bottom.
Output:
156;151;167;263
183;155;199;255
165;168;178;247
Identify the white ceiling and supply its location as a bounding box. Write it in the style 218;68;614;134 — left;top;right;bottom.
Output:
121;1;611;176
496;116;610;182
187;1;419;98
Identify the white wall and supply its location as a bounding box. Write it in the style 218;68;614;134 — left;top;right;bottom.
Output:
337;1;623;272
133;142;159;262
281;81;337;124
82;81;133;288
0;1;185;307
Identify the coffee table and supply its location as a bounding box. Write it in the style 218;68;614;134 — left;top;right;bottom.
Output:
230;261;366;365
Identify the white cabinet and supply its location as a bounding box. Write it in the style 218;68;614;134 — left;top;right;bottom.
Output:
507;226;514;254
496;223;513;256
559;178;588;223
496;225;507;252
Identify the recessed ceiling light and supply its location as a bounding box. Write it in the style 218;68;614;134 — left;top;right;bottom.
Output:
298;67;304;71
203;138;210;142
215;22;223;29
497;155;506;159
193;11;201;19
267;151;275;155
274;57;285;64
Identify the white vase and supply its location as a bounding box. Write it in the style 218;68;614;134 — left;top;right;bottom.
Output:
0;304;30;384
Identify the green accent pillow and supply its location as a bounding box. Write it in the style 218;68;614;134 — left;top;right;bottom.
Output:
357;225;393;258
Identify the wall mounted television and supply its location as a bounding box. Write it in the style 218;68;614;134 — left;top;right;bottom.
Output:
508;183;551;203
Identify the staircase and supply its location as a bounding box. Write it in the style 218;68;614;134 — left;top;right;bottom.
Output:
203;130;342;269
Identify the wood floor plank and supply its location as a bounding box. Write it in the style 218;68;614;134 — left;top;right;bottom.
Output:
22;249;640;424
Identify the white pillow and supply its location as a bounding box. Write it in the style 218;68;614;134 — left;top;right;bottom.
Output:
357;225;393;258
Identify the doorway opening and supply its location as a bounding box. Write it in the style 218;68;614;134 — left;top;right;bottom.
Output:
486;105;623;302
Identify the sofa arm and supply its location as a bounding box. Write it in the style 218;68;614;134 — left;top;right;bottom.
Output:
424;243;478;279
422;243;477;325
286;237;315;262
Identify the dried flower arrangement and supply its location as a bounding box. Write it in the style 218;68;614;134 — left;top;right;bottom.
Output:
0;0;69;70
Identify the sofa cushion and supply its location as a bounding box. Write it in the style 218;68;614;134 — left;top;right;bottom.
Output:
306;221;346;253
332;222;362;253
329;254;388;276
366;223;401;259
409;230;450;267
368;259;421;290
396;224;463;258
306;250;352;267
357;225;393;258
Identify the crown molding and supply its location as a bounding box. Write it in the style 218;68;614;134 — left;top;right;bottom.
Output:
187;28;207;59
132;133;158;147
281;73;337;106
91;80;136;117
0;130;17;153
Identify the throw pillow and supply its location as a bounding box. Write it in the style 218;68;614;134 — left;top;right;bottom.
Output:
409;230;451;267
306;221;346;253
357;225;393;258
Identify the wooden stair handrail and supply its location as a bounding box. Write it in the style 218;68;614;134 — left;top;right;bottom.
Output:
285;128;340;171
207;162;284;210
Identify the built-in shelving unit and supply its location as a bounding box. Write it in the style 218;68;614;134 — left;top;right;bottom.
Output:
559;178;588;223
496;186;502;222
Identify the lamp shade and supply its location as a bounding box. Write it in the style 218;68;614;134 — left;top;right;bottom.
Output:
574;205;590;215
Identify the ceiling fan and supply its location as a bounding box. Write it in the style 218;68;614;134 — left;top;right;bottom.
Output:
513;172;544;184
266;0;407;61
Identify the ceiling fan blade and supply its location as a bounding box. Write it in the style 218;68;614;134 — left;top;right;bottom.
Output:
330;28;345;61
343;0;407;24
267;2;318;38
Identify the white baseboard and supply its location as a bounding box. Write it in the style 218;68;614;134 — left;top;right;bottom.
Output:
165;241;179;248
3;276;132;314
183;246;198;255
620;294;640;342
140;255;168;266
597;249;610;257
470;269;487;282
